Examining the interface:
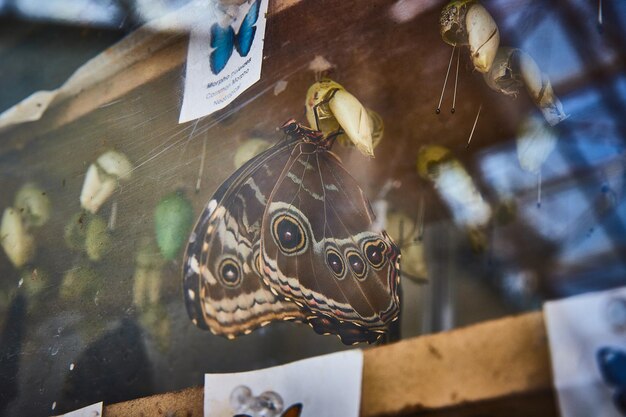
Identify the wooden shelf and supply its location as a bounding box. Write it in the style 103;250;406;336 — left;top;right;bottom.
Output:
104;312;558;417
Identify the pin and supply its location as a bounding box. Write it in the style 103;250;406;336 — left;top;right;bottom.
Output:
108;200;118;231
536;170;542;208
196;136;208;193
437;45;456;114
598;0;603;33
417;195;425;240
398;217;405;248
466;104;482;148
451;46;461;114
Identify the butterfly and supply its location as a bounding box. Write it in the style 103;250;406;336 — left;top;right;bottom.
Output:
210;0;260;74
597;346;626;415
234;403;303;417
182;120;401;345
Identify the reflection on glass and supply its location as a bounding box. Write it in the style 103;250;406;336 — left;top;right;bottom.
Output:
0;0;624;415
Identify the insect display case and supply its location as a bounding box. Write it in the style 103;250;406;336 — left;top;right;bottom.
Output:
0;0;625;416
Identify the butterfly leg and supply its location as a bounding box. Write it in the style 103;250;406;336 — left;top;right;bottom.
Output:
322;129;342;149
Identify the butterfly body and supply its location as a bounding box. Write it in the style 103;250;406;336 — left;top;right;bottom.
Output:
210;0;260;74
183;120;400;344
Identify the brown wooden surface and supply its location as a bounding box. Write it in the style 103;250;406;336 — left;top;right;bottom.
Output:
102;311;557;417
105;387;203;417
361;311;557;417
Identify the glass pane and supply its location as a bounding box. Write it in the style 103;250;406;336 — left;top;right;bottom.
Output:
0;0;624;414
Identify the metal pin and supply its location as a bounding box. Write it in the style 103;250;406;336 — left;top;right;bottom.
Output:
537;171;542;208
598;0;603;32
399;217;405;248
196;136;208;193
466;104;482;148
451;46;460;114
417;195;425;240
108;200;118;231
437;45;456;114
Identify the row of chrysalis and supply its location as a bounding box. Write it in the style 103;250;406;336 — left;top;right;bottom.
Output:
437;0;569;210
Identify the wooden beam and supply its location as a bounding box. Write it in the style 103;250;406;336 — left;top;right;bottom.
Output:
103;312;558;417
361;311;556;416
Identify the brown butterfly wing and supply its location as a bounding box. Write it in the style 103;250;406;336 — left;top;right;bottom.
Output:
260;142;400;344
183;141;305;338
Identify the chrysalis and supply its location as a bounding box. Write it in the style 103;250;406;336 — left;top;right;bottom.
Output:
438;0;495;134
385;210;428;283
305;79;378;156
80;150;133;214
516;113;557;207
14;183;51;228
233;138;272;169
484;47;568;126
440;0;500;73
0;208;35;268
417;145;491;248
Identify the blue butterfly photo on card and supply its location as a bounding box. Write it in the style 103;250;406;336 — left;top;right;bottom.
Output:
210;0;260;75
597;346;626;415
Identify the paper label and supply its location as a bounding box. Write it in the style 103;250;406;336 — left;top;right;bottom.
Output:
544;286;626;417
204;350;363;417
52;402;103;417
179;0;269;123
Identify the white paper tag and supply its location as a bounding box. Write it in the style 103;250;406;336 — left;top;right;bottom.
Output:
52;402;103;417
179;0;269;123
204;350;363;417
544;286;626;417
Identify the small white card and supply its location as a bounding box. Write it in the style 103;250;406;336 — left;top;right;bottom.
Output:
179;0;269;123
52;402;102;417
204;350;363;417
545;286;626;417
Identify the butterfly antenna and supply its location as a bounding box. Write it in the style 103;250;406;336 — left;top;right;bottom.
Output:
451;46;460;114
466;103;482;148
597;0;603;33
436;45;456;114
